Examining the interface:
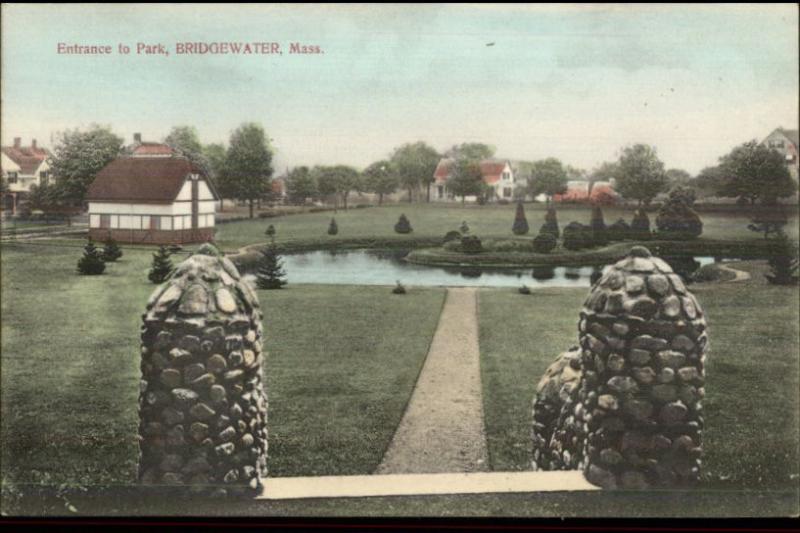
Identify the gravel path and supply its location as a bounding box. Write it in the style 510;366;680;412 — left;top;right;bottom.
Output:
717;263;752;282
376;287;489;474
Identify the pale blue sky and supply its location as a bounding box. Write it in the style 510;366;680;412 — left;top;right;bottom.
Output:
2;4;797;174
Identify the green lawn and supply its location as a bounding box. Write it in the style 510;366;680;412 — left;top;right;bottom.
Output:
0;244;444;494
478;260;800;493
214;203;799;251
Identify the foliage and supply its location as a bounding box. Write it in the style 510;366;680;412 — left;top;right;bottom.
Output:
101;237;123;262
540;206;560;238
666;168;693;187
148;246;174;284
460;235;483;254
607;218;631;241
765;232;799;285
49;125;123;206
662;256;701;283
630;209;652;240
219;122;274;217
447;158;484;204
656;191;703;239
392;281;407;294
713;140;797;205
475;181;494;205
443;230;462;243
285;166;317;205
532;232;557;254
202;143;227;187
76;239;106;275
525;158;568;202
26;183;61;216
164;126;210;175
394;213;413;234
511;202;529;235
265;224;276;239
748;201;789;240
562;222;592;251
615;144;668;206
518;285;531;295
313;165;361;209
590;205;607;245
589;161;619;183
446;142;495;161
666;184;697;206
327;217;338;235
390;142;440;202
460;221;470;235
362;160;398;205
255;242;288;290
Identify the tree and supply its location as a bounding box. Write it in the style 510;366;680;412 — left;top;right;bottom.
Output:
219;123;274;218
615;144;668;206
446;143;495;161
655;190;703;239
765;232;799;285
362;160;397;205
714;140;797;205
102;237;123;262
255;242;287;290
148;246;174;284
666;168;692;187
26;183;60;220
748;200;788;239
512;201;529;235
327;217;338;235
630;209;651;240
526;158;568;203
49;125;123;210
313;166;360;209
265;224;276;241
390;142;440;203
446;158;484;205
77;239;106;275
285;166;317;205
541;206;560;238
165;126;209;172
590;205;607;245
394;213;413;234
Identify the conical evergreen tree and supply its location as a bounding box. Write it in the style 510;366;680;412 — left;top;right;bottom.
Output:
255;242;287;290
265;224;276;239
512;201;530;235
77;239;106;275
541;206;559;238
766;231;799;285
328;218;338;235
590;205;607;245
102;236;123;262
394;213;413;234
148;245;174;284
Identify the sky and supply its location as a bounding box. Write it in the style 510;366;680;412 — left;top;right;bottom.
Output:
1;3;798;175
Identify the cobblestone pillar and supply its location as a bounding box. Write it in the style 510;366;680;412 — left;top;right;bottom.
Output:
138;244;267;496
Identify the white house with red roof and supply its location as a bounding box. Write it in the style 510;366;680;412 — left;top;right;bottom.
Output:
1;137;52;214
432;158;516;202
761;127;799;181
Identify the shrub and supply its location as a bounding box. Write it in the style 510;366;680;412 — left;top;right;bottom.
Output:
443;240;462;252
498;198;510;205
662;256;701;283
460;235;483;254
532;232;557;254
518;285;531;295
607;218;631;241
168;244;183;254
101;237;123;262
148;246;174;284
766;232;799;285
541;206;559;238
630;209;651;240
590;205;607;245
255;242;287;290
460;221;470;235
257;211;278;218
656;193;703;239
77;239;106;275
394;213;413;234
512;202;530;235
692;263;736;283
748;201;788;240
562;222;592;251
487;239;531;253
392;280;407;294
265;224;276;239
328;217;338;235
443;230;462;243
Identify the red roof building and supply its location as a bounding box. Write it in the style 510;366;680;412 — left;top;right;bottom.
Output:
1;137;52;214
432;158;516;202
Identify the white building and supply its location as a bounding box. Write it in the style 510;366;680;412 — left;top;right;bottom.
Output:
432;158;516;202
1;138;52;214
761;127;799;181
86;155;218;244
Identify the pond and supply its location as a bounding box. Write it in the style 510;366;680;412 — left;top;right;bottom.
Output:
243;249;718;288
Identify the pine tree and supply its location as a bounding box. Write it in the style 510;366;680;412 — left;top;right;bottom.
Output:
541;206;559;238
102;236;123;262
255;242;287;290
77;239;106;275
265;224;276;239
766;232;799;285
148;245;174;284
590;205;607;245
394;213;413;234
512;201;530;235
328;217;338;235
631;209;651;240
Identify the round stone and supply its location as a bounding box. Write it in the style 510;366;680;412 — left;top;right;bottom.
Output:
210;384;227;403
625;276;645;294
629;246;652;258
160;369;182;389
651;384;678;403
189;422;209;442
597;394;618;411
624;399;654;421
661;295;682;318
179;284;209;315
660;401;688;425
632;366;656;384
607;376;638;393
657;368;675;383
207;354;227;374
215;288;238;314
171;388;199;408
189;402;216;421
646;274;671;296
183;363;206;383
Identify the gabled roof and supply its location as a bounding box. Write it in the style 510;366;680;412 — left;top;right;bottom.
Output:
86;156;209;203
1;145;49;175
433;158;511;184
766;128;799;147
131;142;176;157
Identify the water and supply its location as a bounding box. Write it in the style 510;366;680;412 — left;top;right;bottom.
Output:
243;249;717;288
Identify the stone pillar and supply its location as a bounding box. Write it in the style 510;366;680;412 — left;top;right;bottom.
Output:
138;244;268;496
532;246;709;489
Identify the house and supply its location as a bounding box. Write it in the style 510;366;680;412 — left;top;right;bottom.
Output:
86;154;218;244
271;177;287;202
432;158;516;202
1;138;52;214
761;127;799;180
553;180;618;204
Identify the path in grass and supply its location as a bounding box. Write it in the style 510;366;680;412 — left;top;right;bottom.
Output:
717;263;751;282
376;287;489;474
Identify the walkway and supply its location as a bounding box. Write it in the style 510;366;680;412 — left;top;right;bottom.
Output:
376;287;489;474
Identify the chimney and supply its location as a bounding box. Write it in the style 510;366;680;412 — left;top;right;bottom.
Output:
13;137;21;149
133;133;142;144
31;139;37;150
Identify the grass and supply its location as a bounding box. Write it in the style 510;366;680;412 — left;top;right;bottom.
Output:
0;244;444;495
478;260;800;495
213;203;799;251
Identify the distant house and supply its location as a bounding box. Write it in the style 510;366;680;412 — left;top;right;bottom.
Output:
271;177;287;202
86;154;218;244
127;133;178;158
432;158;516;202
761;127;799;180
553;180;618;204
1;138;52;214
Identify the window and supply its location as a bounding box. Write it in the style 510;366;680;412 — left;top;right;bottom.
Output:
39;171;49;186
7;172;18;184
769;140;785;149
437;186;444;198
100;214;111;229
503;187;512;198
149;216;160;230
502;171;510;181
